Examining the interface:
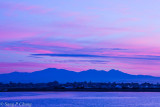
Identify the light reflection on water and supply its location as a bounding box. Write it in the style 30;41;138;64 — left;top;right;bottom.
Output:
0;92;160;107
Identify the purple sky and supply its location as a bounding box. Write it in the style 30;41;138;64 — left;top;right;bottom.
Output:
1;0;160;76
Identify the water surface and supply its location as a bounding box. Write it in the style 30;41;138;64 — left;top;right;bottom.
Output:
0;92;160;107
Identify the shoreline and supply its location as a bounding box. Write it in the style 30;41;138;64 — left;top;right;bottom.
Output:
2;88;160;92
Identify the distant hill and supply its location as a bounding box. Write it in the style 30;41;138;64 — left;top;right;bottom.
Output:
0;68;160;83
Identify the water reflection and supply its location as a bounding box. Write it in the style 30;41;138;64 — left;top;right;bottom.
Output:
0;92;160;107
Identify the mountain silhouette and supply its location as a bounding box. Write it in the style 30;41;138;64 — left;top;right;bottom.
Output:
0;68;159;83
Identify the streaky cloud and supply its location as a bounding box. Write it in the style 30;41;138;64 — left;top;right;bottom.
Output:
31;54;104;58
31;53;160;60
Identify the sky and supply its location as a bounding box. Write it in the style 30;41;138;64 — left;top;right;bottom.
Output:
1;0;160;76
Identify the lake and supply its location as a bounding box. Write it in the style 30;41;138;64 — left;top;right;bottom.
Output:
0;92;160;107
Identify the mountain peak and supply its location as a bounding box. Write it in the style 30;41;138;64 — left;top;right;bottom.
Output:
83;69;106;72
43;68;58;71
108;69;124;74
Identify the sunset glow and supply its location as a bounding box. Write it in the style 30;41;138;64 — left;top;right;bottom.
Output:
1;0;160;76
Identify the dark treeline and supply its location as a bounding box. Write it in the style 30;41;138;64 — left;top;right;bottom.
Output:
1;81;160;92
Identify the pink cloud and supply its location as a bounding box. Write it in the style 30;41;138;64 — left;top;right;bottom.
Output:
49;21;146;40
0;30;40;42
1;46;53;54
23;40;83;49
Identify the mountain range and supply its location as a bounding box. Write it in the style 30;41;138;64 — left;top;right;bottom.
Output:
0;68;160;83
